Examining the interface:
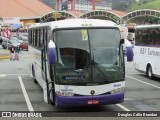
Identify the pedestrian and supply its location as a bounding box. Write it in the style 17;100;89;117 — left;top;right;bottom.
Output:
10;46;15;61
15;45;21;60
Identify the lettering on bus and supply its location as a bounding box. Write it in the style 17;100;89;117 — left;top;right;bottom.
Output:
140;48;147;54
148;48;160;56
140;48;160;57
61;85;73;92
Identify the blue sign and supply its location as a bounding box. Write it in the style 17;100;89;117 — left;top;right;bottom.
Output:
11;24;22;28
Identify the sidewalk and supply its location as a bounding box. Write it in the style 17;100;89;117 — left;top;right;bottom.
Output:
0;45;10;60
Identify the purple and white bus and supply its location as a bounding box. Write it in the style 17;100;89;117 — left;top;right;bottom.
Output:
134;25;160;79
28;19;133;107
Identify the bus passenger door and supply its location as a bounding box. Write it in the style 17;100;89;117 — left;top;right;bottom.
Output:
41;28;49;104
41;48;49;103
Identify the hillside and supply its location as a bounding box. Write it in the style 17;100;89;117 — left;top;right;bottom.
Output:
128;0;160;12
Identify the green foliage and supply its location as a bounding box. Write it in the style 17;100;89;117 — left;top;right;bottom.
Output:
128;0;160;12
128;16;159;24
0;17;3;21
111;0;135;11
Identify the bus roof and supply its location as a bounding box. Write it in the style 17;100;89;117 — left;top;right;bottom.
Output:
29;19;118;30
135;24;160;29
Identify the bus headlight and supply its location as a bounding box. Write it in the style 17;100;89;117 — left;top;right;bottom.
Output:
56;91;75;96
110;87;125;94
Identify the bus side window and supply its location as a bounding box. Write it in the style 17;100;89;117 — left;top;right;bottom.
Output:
37;29;40;48
46;28;51;51
39;29;43;48
35;29;37;47
32;30;35;46
43;29;46;49
28;30;32;44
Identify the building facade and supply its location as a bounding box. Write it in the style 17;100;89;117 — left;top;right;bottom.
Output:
41;0;112;11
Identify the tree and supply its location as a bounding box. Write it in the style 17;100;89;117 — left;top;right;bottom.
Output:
128;16;160;24
111;0;135;11
0;17;3;21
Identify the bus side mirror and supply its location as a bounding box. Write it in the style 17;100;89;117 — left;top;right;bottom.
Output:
120;39;124;44
124;39;133;62
48;40;56;64
126;46;133;62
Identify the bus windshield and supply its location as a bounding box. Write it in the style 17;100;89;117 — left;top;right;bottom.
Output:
128;28;135;33
54;28;124;85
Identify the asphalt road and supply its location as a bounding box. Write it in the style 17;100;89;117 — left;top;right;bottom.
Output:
0;46;160;118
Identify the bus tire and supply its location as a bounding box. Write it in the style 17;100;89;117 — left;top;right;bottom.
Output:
32;65;37;83
147;65;154;79
49;99;55;105
2;45;5;49
49;89;55;105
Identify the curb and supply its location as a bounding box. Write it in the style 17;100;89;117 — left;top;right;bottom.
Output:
0;55;11;60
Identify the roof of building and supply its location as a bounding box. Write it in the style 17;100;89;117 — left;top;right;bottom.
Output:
106;10;128;17
0;0;53;19
67;11;84;17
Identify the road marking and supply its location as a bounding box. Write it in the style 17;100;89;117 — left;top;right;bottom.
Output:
126;73;144;75
18;76;34;111
124;98;134;101
126;75;160;89
0;74;6;77
116;104;130;111
1;74;31;76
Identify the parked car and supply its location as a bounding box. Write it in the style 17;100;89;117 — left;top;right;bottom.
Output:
2;39;20;49
20;41;28;51
14;35;28;41
0;36;8;44
10;36;23;43
0;36;2;44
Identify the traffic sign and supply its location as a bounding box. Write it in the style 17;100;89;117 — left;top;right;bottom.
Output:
3;29;12;38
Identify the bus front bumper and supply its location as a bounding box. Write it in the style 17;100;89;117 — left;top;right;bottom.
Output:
55;92;124;107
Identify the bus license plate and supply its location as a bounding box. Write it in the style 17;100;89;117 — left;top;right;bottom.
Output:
88;100;99;104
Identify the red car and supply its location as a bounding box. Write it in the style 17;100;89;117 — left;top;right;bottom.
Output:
20;41;28;51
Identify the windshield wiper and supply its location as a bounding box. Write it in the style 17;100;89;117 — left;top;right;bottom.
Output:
93;53;109;79
83;55;109;83
92;62;109;83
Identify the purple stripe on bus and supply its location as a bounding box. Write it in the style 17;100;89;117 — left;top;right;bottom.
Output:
126;47;133;61
48;48;56;64
55;92;124;107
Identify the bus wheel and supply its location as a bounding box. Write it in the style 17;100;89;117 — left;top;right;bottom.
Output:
2;45;5;49
49;90;55;105
32;65;37;83
147;65;154;79
49;99;55;105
